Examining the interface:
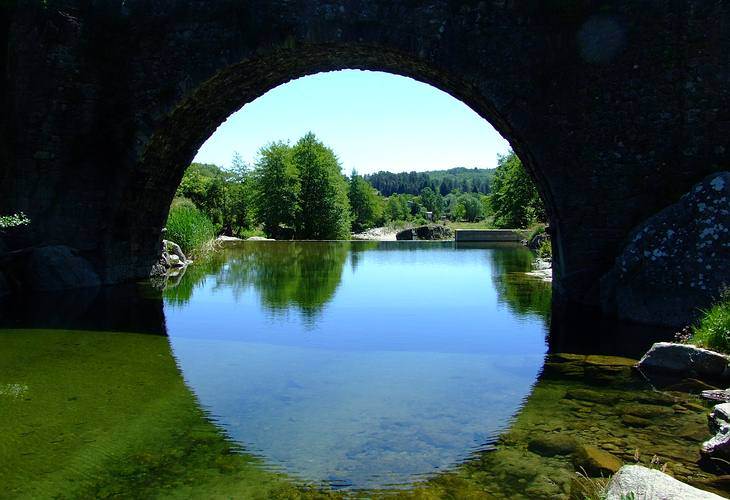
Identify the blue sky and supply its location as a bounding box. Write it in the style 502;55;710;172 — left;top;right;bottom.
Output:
193;70;510;174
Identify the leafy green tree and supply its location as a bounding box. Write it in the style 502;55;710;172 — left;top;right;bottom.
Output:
348;170;381;232
252;142;300;237
176;161;254;236
292;133;351;239
419;187;444;219
490;150;546;228
224;152;255;235
455;193;484;222
383;195;410;222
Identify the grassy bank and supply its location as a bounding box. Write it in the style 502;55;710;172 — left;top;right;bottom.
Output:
688;289;730;353
165;198;216;257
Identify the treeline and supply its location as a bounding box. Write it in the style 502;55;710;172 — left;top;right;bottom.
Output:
167;133;546;252
364;167;494;196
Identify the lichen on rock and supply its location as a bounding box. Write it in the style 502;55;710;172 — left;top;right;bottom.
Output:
601;171;730;328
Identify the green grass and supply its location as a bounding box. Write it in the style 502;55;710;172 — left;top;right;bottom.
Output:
526;223;547;242
166;198;216;257
238;226;268;239
688;289;730;353
444;219;495;230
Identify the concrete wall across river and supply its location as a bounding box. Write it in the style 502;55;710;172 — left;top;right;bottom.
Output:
454;230;523;243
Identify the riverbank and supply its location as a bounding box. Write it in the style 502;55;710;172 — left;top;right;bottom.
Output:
351;227;398;241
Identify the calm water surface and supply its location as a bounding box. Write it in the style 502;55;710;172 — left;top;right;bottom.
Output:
164;242;548;489
0;241;725;498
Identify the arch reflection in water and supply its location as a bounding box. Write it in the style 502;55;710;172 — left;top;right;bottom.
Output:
164;241;549;489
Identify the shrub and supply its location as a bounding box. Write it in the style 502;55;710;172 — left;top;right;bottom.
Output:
0;212;30;229
688;289;730;353
538;238;552;259
165;198;216;256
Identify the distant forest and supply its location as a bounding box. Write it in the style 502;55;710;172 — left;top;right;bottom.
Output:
364;167;494;196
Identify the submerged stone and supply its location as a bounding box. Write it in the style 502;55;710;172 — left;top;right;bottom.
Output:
604;465;723;499
574;445;623;476
619;403;675;419
667;378;720;394
621;414;652;428
565;388;619;405
527;433;579;457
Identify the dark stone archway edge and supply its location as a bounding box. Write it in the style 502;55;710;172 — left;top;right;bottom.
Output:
2;1;729;326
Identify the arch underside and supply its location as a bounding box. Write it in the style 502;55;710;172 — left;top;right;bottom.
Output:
3;1;728;318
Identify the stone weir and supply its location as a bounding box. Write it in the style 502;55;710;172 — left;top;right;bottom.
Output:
455;229;523;242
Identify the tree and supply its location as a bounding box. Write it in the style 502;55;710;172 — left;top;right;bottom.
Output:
490;150;546;228
383;195;410;222
348;170;381;232
419;187;444;219
456;193;484;222
292;133;351;239
252;142;300;237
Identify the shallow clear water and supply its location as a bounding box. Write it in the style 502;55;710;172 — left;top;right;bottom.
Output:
1;241;727;498
164;241;548;489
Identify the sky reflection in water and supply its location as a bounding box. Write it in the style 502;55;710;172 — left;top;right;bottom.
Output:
164;241;550;489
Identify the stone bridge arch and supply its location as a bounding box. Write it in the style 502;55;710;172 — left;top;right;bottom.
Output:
2;1;728;319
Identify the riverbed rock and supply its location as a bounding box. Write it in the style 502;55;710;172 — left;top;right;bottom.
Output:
574;445;623;476
604;465;723;499
702;389;730;402
701;428;730;460
619;402;675;419
708;403;730;434
24;245;101;291
621;414;652;427
600;171;730;328
565;388;619;404
395;225;453;241
164;239;187;262
527;433;579;457
637;342;730;382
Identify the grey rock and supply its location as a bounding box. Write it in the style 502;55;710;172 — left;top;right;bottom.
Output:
24;246;100;292
702;389;730;402
168;254;182;267
396;225;453;241
601;171;730;328
708;403;730;434
701;428;730;460
637;342;730;381
604;465;723;499
163;239;187;262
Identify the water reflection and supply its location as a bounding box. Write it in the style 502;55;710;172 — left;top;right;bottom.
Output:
163;241;548;488
0;241;698;498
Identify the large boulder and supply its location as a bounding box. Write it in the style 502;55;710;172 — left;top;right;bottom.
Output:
24;245;100;292
637;342;730;382
395;224;453;241
604;465;723;499
601;171;730;328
